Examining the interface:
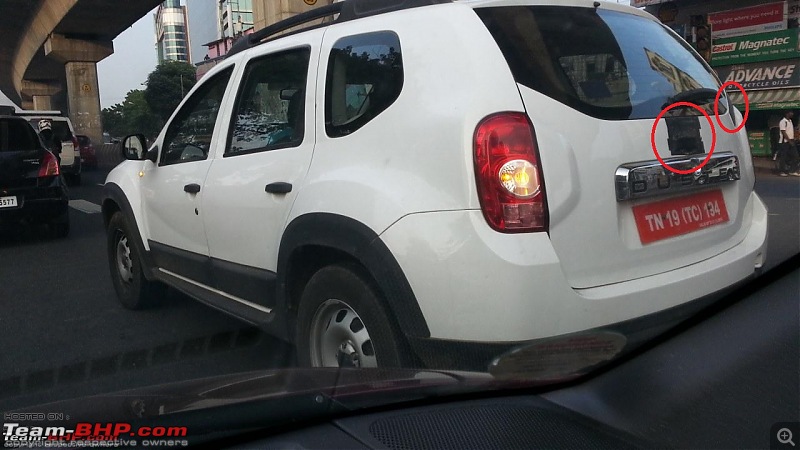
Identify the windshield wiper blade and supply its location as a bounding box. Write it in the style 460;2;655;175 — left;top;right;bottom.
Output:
663;88;718;109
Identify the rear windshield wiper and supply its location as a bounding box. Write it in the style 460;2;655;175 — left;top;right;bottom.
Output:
663;88;719;109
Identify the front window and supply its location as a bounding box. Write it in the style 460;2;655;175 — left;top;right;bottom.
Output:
161;67;233;165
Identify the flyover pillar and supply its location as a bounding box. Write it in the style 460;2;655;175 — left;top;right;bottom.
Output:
32;95;52;110
21;80;62;112
44;34;112;145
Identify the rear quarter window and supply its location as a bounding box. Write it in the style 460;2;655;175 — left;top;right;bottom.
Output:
0;119;41;152
325;31;403;138
475;6;722;120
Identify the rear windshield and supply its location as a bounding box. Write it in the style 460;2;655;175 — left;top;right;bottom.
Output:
0;118;41;152
476;6;723;120
28;119;73;141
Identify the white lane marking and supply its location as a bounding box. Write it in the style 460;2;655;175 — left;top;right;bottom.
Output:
69;199;102;214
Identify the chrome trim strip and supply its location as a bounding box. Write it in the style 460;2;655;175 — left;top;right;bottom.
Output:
615;152;740;202
158;268;273;314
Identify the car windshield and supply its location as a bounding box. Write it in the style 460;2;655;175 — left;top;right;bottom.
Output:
0;118;40;151
0;1;797;447
27;119;73;142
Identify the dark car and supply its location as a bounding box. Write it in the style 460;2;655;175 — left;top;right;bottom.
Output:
76;134;97;169
0;115;69;237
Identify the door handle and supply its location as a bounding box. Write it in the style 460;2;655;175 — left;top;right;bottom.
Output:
184;183;201;194
265;182;292;194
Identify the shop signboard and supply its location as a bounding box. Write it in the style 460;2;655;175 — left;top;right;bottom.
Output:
716;59;800;91
708;2;787;39
711;29;800;67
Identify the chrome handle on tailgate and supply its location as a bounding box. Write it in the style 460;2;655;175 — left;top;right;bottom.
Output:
615;152;740;202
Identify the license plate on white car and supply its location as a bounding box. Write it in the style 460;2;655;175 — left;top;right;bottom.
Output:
632;190;729;244
0;196;18;208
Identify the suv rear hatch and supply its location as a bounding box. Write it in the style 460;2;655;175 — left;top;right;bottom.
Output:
0;118;45;189
476;3;755;288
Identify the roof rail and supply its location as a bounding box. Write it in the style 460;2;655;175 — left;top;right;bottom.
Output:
227;0;451;57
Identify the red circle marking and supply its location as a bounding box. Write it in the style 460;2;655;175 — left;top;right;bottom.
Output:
714;81;748;133
650;101;717;175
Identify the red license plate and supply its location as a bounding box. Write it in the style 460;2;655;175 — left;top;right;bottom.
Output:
632;190;729;245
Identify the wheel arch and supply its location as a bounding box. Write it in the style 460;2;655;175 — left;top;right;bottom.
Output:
277;213;431;339
103;183;156;281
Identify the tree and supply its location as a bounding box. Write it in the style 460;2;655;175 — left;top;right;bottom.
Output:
144;60;197;123
101;89;160;139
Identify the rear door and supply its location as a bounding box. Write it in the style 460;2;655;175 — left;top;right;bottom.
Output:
202;37;318;307
476;4;754;288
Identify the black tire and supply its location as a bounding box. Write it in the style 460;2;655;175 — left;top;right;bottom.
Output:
51;212;70;238
107;211;164;309
296;264;407;368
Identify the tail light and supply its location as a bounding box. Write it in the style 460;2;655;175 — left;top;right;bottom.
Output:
473;112;548;233
38;151;60;177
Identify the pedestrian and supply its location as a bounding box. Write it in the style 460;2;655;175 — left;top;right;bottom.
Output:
777;111;799;177
38;119;62;165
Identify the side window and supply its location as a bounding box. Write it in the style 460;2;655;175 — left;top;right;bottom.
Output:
227;47;311;156
325;31;403;138
161;67;233;166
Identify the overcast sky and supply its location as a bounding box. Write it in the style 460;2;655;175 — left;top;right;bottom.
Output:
97;9;158;109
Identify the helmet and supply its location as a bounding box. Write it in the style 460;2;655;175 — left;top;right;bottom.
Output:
38;119;52;132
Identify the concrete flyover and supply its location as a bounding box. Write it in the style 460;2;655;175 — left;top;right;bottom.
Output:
0;0;162;144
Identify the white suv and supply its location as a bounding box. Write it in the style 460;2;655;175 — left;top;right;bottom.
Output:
103;0;768;370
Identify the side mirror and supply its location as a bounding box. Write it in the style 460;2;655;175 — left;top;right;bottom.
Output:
122;134;148;161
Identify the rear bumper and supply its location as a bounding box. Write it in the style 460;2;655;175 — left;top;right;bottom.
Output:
0;186;68;224
408;275;748;371
380;191;768;343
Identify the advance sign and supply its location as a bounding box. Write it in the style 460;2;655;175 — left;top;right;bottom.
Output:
717;60;799;91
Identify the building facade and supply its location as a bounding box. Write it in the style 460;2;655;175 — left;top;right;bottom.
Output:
251;0;335;32
637;0;800;156
155;0;191;63
220;0;254;38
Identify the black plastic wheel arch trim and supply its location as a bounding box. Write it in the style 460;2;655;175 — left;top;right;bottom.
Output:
102;183;158;281
277;213;431;339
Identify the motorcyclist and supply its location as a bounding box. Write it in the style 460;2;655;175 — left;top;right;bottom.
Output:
38;119;62;164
